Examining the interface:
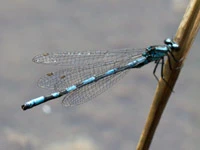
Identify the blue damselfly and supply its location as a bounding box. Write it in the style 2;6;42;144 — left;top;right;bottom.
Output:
21;38;179;110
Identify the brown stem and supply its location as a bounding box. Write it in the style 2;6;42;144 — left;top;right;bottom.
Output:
137;0;200;149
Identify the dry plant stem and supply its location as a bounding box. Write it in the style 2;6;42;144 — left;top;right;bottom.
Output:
137;0;200;150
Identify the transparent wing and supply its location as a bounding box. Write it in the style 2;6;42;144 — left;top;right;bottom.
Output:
36;48;145;106
62;70;128;106
37;50;144;91
32;48;144;67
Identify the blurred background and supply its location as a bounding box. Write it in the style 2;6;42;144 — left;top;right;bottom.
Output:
0;0;199;149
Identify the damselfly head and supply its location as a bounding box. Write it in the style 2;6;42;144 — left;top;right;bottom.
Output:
164;38;179;51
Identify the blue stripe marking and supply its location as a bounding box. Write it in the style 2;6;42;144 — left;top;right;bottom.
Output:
27;96;45;106
127;57;146;67
51;92;60;97
136;57;146;63
66;85;77;92
82;76;95;84
127;61;137;66
105;69;116;75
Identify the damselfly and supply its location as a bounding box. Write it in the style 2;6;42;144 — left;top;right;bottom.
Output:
21;38;179;110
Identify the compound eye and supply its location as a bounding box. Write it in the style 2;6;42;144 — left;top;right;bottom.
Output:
172;43;179;49
164;38;179;50
164;38;173;45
